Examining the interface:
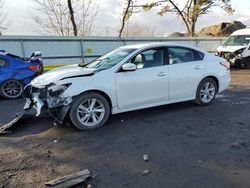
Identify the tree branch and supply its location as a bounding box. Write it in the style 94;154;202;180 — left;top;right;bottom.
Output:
67;0;78;36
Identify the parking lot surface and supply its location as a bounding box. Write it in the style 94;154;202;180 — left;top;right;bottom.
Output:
0;70;250;188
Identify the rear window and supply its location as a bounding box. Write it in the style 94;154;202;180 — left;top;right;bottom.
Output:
6;53;22;60
193;50;204;61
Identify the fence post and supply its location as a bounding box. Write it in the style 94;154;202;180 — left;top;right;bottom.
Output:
195;39;199;47
20;39;25;57
80;38;84;62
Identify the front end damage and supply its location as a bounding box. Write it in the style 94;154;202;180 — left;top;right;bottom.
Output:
216;48;245;68
0;65;97;133
0;84;73;133
22;83;73;123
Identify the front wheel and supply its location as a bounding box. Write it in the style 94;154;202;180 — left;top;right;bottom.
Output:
69;92;110;130
195;78;217;106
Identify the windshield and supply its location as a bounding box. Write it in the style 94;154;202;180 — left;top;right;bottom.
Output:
223;35;250;46
80;48;136;70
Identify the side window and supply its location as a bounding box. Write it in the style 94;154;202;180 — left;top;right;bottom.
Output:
0;58;7;67
168;47;196;64
130;48;164;69
193;50;204;61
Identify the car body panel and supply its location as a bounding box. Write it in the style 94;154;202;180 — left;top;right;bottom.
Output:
168;60;205;100
115;65;169;109
32;64;95;87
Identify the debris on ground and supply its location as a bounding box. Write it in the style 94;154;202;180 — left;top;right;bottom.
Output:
143;154;149;161
0;111;26;134
230;141;248;150
45;169;91;188
233;171;239;175
142;169;150;176
230;143;241;150
198;160;203;164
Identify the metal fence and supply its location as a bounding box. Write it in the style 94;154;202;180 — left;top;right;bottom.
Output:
0;35;226;65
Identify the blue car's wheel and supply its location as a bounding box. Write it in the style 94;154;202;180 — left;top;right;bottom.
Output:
0;80;24;99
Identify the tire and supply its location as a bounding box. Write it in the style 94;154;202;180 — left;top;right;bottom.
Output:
37;64;44;75
195;78;217;106
69;92;110;131
0;79;24;99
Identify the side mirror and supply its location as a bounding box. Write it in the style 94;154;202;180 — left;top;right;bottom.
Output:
30;51;42;60
30;51;42;57
122;63;136;71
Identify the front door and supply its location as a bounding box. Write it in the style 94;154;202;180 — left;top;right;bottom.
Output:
115;48;169;110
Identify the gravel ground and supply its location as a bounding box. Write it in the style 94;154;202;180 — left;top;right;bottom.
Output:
0;70;250;188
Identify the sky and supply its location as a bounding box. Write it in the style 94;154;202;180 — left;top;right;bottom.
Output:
2;0;250;36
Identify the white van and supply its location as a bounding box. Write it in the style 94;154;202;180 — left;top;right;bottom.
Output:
217;27;250;68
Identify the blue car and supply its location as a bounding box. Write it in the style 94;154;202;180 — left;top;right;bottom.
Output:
0;50;43;99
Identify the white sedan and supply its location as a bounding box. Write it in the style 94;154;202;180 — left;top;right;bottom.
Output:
23;43;230;130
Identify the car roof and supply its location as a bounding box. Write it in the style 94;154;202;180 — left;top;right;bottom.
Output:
231;27;250;36
119;42;207;53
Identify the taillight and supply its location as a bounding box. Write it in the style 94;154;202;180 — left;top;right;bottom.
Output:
220;61;230;70
28;65;40;71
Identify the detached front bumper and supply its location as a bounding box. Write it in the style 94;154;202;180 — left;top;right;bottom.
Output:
23;84;73;123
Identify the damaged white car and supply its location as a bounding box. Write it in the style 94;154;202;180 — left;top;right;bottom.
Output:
22;43;230;130
216;27;250;68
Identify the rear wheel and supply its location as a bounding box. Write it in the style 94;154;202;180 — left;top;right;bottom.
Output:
195;78;217;105
0;80;24;99
69;92;110;130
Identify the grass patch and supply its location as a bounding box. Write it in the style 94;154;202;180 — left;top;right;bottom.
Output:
44;64;65;71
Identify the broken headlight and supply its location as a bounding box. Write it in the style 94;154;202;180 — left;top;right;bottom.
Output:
48;83;71;97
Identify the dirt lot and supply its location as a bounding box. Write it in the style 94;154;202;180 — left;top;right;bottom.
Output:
0;70;250;188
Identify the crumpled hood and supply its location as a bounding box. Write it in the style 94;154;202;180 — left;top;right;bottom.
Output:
217;45;246;53
31;64;95;87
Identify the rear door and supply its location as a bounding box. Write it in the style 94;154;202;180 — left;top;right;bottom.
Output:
167;47;205;100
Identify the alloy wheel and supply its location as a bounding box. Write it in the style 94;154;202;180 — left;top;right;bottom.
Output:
76;98;105;127
2;80;23;98
200;81;216;103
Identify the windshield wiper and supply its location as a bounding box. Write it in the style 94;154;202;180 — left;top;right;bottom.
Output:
78;62;89;67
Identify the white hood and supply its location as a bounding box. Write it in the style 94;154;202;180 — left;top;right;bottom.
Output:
31;64;95;87
217;45;246;53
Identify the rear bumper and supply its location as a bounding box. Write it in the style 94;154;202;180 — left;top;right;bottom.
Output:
218;70;230;93
22;74;37;85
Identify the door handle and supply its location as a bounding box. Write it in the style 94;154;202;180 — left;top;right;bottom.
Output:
157;72;167;77
194;65;203;70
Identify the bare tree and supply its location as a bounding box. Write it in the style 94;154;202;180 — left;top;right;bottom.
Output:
75;0;99;36
68;0;77;36
123;22;156;37
31;0;99;36
0;0;7;35
119;0;140;37
140;0;234;36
